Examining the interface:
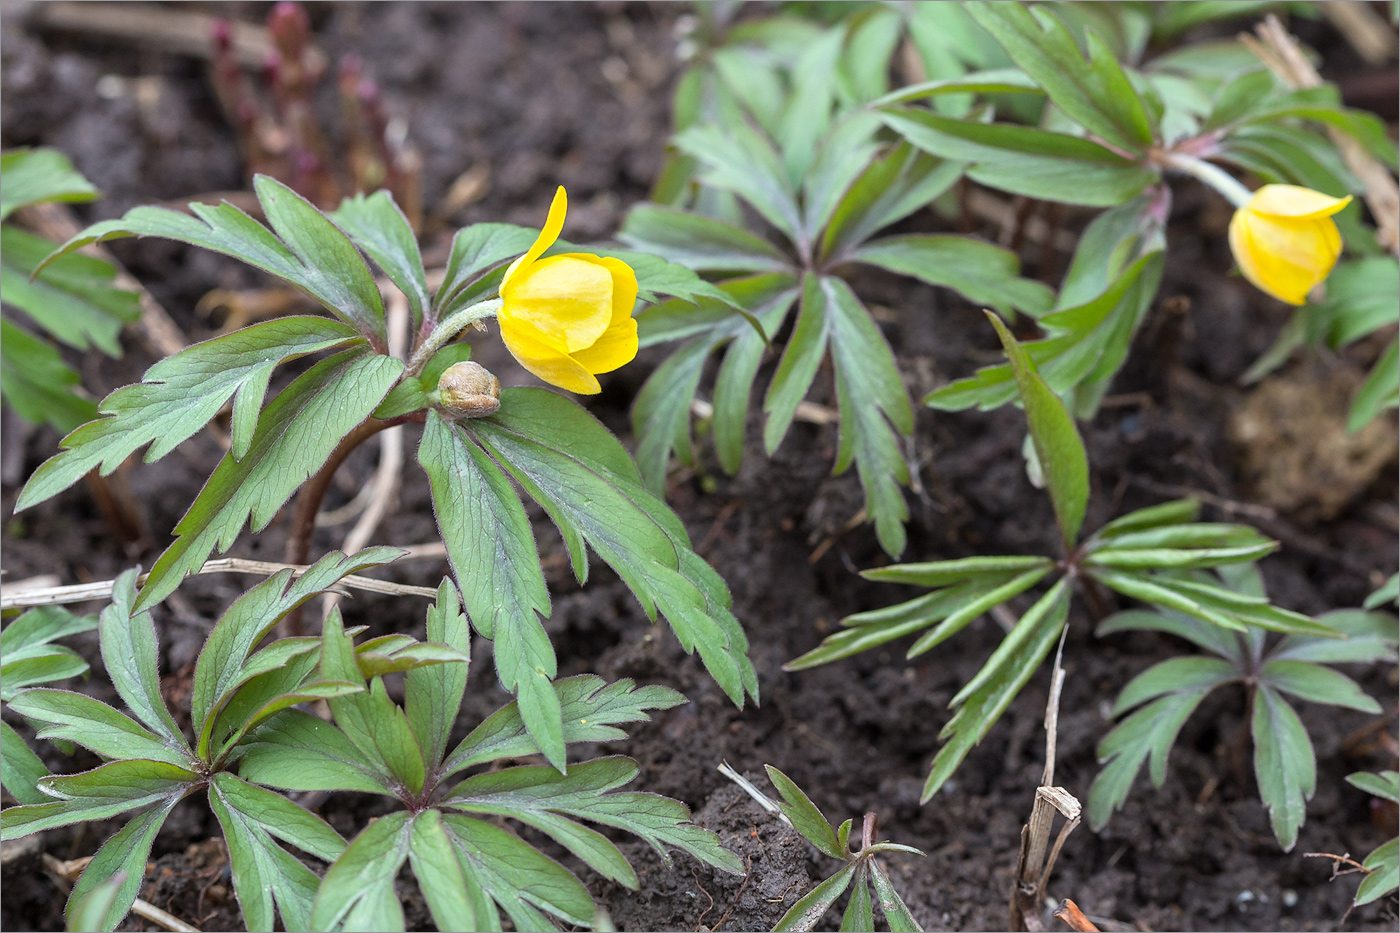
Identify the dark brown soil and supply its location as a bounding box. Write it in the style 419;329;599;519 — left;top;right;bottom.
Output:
3;4;1397;932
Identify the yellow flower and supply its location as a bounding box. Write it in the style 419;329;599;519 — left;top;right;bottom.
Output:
1228;184;1352;305
497;187;638;394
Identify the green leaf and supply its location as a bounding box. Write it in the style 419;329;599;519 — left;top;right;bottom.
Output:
1;646;88;701
65;799;179;932
633;274;799;487
2;604;97;653
619;204;791;273
419;412;561;770
466;390;756;706
408;810;492;933
137;347;402;611
1348;336;1399;432
853;235;1053;317
802;111;884;242
1095;605;1241;667
1111;656;1238;715
311;810;412;933
443;675;684;776
862;555;1053;588
191;548;401;758
907;568;1053;658
1364;574;1399;610
949;580;1072;706
2;225;140;355
820;141;964;262
42;175;387;346
1095;498;1200;536
1356;837;1399;905
1091;570;1244;632
2;759;194;838
922;584;1066;801
97;569;190;752
1088;691;1212;830
330;189;429;330
674;122;804;249
404;581;470;769
985;313;1089;549
319;612;427;795
235;709;394;795
7;689;190;766
434;223;538;320
440;811;597;929
1347;770;1400;805
210;772;345;933
881;107;1156;207
775;862;859;933
1252;684;1315;850
870;858;923;932
1259;660;1381;713
965;2;1155;151
835;5;902;105
0;319;96;433
66;872;126;933
16;316;362;510
1085;542;1276;570
0;148;99;220
840;865;874;933
764;765;843;859
444;758;640;888
873;67;1042;106
1;721;50;806
1271;609;1397;664
785;585;990;671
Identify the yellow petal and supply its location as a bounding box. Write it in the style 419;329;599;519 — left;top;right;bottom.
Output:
572;315;638;375
502;186;568;289
498;317;602;394
1229;210;1330;305
500;256;614;352
1246;184;1352;220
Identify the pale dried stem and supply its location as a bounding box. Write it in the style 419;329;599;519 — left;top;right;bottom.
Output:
1319;1;1398;65
1053;899;1100;933
1241;15;1400;255
43;854;200;933
0;558;439;611
715;762;795;829
26;1;324;71
1010;626;1082;932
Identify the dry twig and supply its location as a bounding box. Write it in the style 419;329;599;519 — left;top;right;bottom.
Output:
1241;15;1400;255
0;558;439;611
1054;899;1101;933
43;854;200;933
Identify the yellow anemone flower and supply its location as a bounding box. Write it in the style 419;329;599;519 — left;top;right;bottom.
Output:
497;187;638;394
1228;184;1352;305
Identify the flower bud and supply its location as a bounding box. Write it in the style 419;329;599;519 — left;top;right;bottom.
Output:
435;361;500;418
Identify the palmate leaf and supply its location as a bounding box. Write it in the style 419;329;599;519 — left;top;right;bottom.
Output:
852;235;1054;318
0;604;96;701
40;174;388;347
15;316;364;511
1;758;195;840
766;274;915;556
190;548;401;760
881;106;1156;207
1356;838;1400;906
1253;684;1314;851
0;319;96;433
208;772;346;933
964;1;1156;153
67;799;182;932
819;140;965;262
0;721;49;806
329;190;429;331
137;347;402;611
1;226;140;356
453;388;758;707
632;273;800;486
923;582;1069;801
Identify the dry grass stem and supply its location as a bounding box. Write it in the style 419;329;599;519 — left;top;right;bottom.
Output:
1053;898;1101;933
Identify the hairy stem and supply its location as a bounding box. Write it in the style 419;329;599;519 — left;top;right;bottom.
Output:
405;297;503;377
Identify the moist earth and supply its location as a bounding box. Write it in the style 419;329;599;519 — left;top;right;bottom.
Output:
2;3;1397;931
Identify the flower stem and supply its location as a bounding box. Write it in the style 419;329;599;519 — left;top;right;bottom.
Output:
405;298;503;376
1155;150;1254;208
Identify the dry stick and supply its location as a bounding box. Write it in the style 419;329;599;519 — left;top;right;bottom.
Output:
1240;15;1400;256
1009;626;1083;933
25;1;324;72
321;291;411;618
1319;1;1398;66
42;854;200;933
1053;899;1101;933
0;558;440;611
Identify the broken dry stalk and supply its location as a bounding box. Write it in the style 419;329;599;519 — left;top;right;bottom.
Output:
1053;899;1100;933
